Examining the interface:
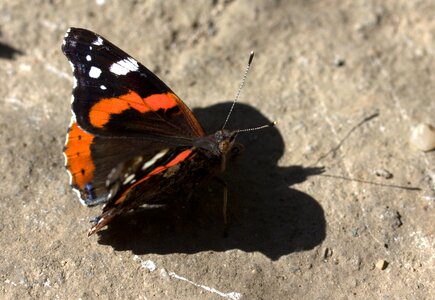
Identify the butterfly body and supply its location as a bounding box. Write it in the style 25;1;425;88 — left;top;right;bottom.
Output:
62;28;240;235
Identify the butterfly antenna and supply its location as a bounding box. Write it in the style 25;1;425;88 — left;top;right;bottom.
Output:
222;51;255;130
237;121;277;133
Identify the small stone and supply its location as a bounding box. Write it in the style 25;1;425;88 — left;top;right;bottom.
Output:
374;168;393;179
323;247;333;259
159;268;170;280
375;259;388;270
410;123;435;152
141;260;157;272
351;228;359;237
333;57;346;67
250;264;262;274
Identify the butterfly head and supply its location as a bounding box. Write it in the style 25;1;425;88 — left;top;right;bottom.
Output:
194;129;238;158
199;129;239;173
215;129;238;155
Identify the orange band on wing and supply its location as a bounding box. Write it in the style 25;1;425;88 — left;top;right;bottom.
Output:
89;91;179;128
114;149;193;205
64;122;95;188
166;149;192;167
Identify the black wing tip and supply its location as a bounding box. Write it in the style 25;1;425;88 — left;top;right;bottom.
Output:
65;27;94;37
62;27;100;53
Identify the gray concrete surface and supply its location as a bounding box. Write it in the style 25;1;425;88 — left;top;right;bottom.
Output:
0;0;434;299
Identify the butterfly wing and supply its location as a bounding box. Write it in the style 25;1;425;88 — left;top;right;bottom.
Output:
62;28;205;207
88;147;196;235
62;27;205;138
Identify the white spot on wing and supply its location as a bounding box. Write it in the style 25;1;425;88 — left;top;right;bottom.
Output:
142;149;169;170
123;174;136;185
100;85;107;90
93;36;103;46
86;55;91;61
110;57;139;75
89;66;102;78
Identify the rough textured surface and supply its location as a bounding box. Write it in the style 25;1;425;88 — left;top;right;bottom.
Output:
0;0;434;299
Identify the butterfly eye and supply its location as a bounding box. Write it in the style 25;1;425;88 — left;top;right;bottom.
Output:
214;130;224;142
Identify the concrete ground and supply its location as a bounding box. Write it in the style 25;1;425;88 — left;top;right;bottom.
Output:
0;0;433;299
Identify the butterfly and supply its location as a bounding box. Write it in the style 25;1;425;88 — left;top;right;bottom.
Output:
62;27;272;236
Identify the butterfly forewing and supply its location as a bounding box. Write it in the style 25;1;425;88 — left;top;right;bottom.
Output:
62;27;205;138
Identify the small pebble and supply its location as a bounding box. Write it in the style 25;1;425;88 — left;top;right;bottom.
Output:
333;57;346;67
375;168;393;179
159;268;170;280
376;259;388;270
410;123;435;152
324;247;333;259
141;260;157;272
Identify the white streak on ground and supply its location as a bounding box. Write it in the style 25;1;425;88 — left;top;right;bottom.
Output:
168;271;242;300
45;64;72;82
4;279;17;286
133;255;242;299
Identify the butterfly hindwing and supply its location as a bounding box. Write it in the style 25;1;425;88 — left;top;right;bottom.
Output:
88;147;197;235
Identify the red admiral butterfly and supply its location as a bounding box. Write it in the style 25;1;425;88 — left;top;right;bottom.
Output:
62;28;273;236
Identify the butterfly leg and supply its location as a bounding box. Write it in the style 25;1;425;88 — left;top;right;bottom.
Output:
213;177;228;237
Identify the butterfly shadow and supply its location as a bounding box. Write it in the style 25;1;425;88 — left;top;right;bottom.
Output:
97;102;326;260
